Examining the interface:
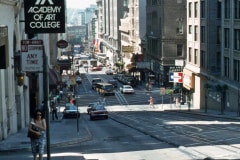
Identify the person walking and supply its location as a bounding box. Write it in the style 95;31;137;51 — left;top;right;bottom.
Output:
28;109;46;160
51;104;58;120
148;96;155;108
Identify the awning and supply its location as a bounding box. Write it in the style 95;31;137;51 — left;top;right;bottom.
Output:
49;68;62;86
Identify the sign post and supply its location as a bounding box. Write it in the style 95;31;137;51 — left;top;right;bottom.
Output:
160;87;166;109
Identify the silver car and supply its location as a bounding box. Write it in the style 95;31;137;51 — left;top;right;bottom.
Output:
119;85;134;94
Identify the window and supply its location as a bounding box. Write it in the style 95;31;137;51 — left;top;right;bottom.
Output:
216;52;221;71
224;28;230;48
234;59;240;81
225;0;230;19
217;26;221;44
152;0;157;5
123;0;128;7
200;1;205;18
194;49;198;65
194;26;198;41
200;50;206;68
188;47;192;63
235;0;240;19
224;57;229;78
234;29;240;50
176;18;183;34
200;26;205;43
217;1;222;18
189;2;192;18
194;2;198;18
189;25;192;34
177;44;183;56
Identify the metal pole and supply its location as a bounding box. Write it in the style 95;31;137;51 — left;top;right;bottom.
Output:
238;86;240;116
77;98;79;135
162;95;163;109
43;54;50;159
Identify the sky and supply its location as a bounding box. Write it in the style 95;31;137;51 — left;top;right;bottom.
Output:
66;0;96;9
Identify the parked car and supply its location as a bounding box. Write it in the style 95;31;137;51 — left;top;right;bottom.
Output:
91;78;103;89
63;103;80;118
89;104;108;120
119;85;135;94
108;80;118;88
105;69;114;75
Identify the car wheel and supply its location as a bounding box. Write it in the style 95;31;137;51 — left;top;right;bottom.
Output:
90;116;93;120
105;116;108;119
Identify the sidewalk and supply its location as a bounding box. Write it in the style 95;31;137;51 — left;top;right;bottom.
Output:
0;116;92;152
161;104;240;121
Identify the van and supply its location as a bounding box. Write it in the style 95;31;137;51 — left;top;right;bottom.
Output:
95;82;115;96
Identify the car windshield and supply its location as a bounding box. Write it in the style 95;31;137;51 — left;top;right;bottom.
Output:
105;85;113;89
95;105;105;110
124;86;132;89
66;105;77;110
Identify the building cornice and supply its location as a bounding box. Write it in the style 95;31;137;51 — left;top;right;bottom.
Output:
0;0;18;6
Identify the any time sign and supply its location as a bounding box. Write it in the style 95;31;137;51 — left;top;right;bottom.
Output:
24;0;65;33
21;40;43;72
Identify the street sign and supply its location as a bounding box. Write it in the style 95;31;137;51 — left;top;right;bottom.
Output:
69;75;76;85
160;87;166;95
21;40;43;72
169;72;183;83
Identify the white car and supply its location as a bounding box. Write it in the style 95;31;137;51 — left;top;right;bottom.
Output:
119;85;134;94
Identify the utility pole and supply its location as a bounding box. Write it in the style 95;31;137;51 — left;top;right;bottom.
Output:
43;52;50;159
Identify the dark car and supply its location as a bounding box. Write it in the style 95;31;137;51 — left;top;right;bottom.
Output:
89;104;108;120
108;80;118;88
112;74;119;79
91;78;103;89
87;103;97;114
63;103;80;118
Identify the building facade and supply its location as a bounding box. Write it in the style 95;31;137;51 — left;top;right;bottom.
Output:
146;0;187;87
95;0;125;67
0;0;29;140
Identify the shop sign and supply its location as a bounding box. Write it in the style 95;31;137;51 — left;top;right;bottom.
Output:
21;40;43;72
24;0;65;33
56;40;68;48
122;46;134;53
169;72;183;83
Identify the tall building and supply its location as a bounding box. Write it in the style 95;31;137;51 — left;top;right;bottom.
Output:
146;0;187;87
184;0;221;109
95;0;125;67
119;0;146;80
184;0;240;112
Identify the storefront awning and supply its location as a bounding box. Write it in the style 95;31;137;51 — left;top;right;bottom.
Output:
49;68;62;86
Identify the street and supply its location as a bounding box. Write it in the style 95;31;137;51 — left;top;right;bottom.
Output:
1;68;240;159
